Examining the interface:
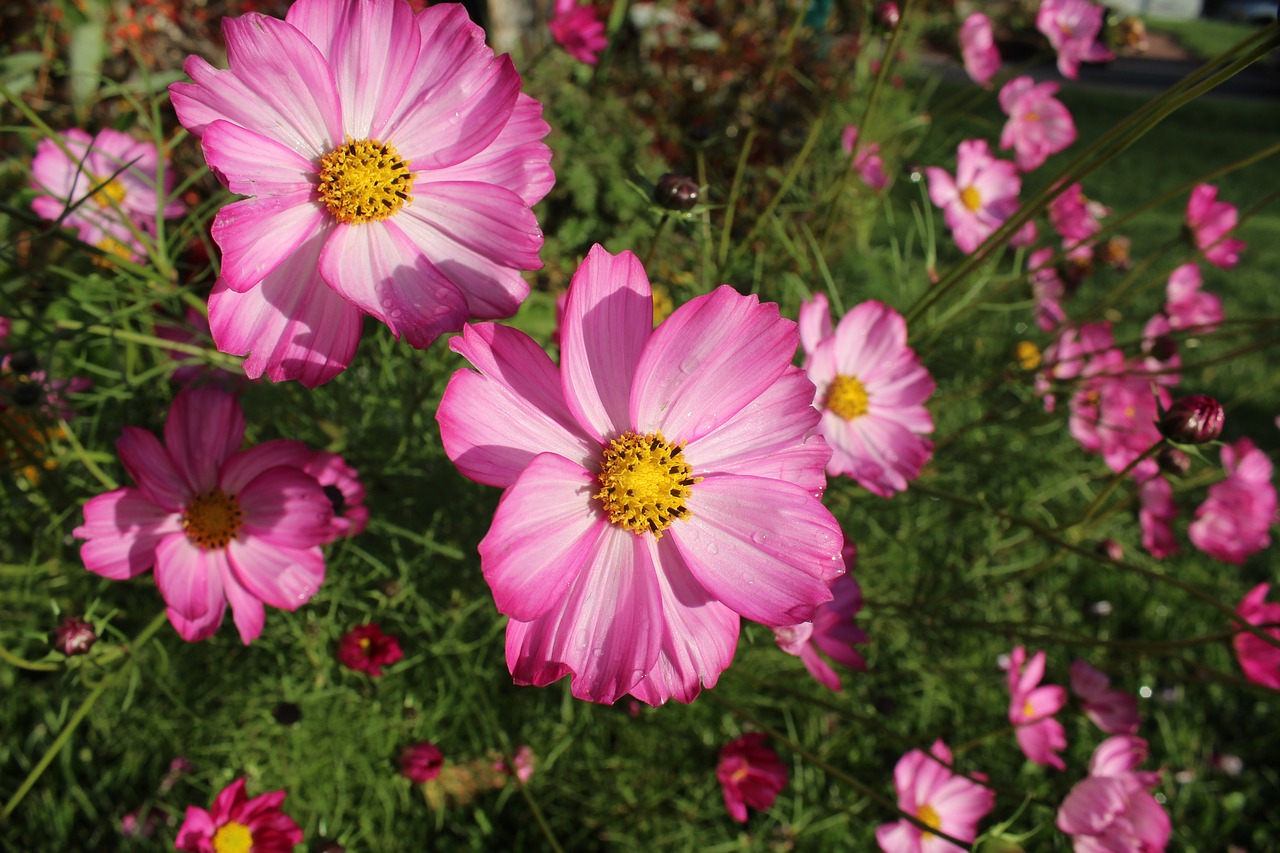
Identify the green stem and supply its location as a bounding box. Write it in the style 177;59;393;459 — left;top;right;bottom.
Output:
0;646;59;671
1065;440;1165;532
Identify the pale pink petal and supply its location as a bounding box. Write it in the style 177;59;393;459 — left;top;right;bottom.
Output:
560;245;653;442
1056;776;1126;836
210;192;327;294
154;534;228;642
200;120;317;198
226;538;325;611
479;453;609;621
116;426;188;510
75;489;180;579
439;323;597;487
427;94;554;208
164;387;245;494
633;286;797;445
672;474;843;626
798;292;832;359
875;820;922;853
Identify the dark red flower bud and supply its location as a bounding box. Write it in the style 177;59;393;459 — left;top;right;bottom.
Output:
399;741;444;783
875;2;900;28
1158;395;1224;444
53;616;97;656
1157;446;1192;477
654;173;699;211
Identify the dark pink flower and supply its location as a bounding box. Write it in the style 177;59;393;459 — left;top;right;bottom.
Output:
1158;395;1224;445
875;740;995;852
1189;438;1276;564
1138;475;1179;560
337;623;404;677
1234;583;1280;690
1163;263;1223;334
550;0;608;66
1048;183;1107;253
773;544;868;691
399;741;445;782
52;616;97;656
1070;660;1140;735
842;125;889;191
1036;0;1115;80
959;13;1000;86
175;777;304;853
716;733;787;823
1185;184;1246;269
1008;646;1068;770
926;139;1020;255
1057;736;1169;851
998;76;1076;172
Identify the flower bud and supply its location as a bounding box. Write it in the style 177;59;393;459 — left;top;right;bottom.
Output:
1157;446;1191;477
875;2;900;28
399;741;445;783
53;616;97;656
654;173;699;211
1158;395;1224;444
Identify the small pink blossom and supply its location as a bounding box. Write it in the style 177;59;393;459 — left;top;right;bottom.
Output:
1008;646;1068;770
1140;314;1181;390
801;296;936;497
1185;183;1246;269
1036;0;1115;80
494;745;536;783
73;387;334;644
1234;583;1280;690
549;0;608;66
998;76;1077;172
1049;184;1108;253
1057;736;1169;852
773;543;869;691
842;125;890;191
1138;475;1179;560
1037;322;1116;410
1164;263;1223;334
875;740;996;853
1070;660;1140;734
1028;248;1067;332
926;139;1020;255
1188;437;1276;564
175;777;304;853
337;623;404;677
717;733;788;823
399;741;445;782
959;13;1001;86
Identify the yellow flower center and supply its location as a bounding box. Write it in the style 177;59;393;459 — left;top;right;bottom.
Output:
316;138;414;225
1023;110;1039;122
182;490;244;550
212;821;253;853
960;185;982;212
594;431;701;537
1016;340;1042;370
91;176;128;207
92;236;133;267
917;802;942;836
1023;698;1036;718
826;374;870;421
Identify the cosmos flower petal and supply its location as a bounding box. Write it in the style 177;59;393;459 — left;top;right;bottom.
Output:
200;119;317;197
226;538;325;612
237;466;334;548
75;489;179;579
211;192;326;294
673;474;843;626
427;93;555;207
219;559;267;644
798;292;832;359
217;439;313;496
163;385;245;494
116;427;188;510
154;535;228;642
479;453;609;622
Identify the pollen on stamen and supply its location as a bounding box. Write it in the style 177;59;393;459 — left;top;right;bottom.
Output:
182;489;244;550
316;138;414;225
594;431;702;537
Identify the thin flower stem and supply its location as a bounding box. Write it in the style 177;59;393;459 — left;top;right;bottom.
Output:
1;610;169;822
1063;440;1165;532
0;645;59;671
641;214;670;270
57;417;117;492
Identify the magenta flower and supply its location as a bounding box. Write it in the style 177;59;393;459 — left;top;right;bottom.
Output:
1008;646;1068;770
842;125;890;191
399;741;445;782
437;245;843;705
1028;248;1067;332
169;0;554;387
30;128;184;260
1069;660;1140;735
1164;263;1223;334
1138;475;1179;559
549;0;608;66
175;777;304;853
73;387;334;644
875;740;996;853
1057;736;1169;852
1185;183;1247;269
998;76;1076;172
716;733;788;823
1036;0;1114;80
799;295;935;498
1188;437;1276;564
52;616;98;656
773;543;869;692
926;139;1021;255
1234;583;1280;690
959;13;1001;87
1048;183;1108;253
494;745;537;783
337;623;403;677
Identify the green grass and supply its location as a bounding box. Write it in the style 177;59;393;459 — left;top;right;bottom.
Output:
1144;17;1266;59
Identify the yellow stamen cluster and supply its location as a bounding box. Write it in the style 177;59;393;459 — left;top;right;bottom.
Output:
316;138;413;225
212;821;254;853
92;176;128;207
182;490;243;550
917;803;942;837
1016;340;1042;370
826;374;871;421
594;431;700;537
960;185;983;212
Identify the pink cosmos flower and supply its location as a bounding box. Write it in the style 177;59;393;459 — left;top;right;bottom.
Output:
494;745;536;783
1036;0;1115;80
175;777;304;853
1234;583;1280;690
842;125;890;191
1164;263;1223;334
399;741;445;782
773;543;869;691
1008;646;1068;770
959;13;1000;87
1048;184;1108;254
436;245;843;705
337;623;403;676
549;0;608;66
73;387;334;644
875;740;996;853
717;733;788;823
1140;314;1181;391
30;128;184;260
1138;475;1179;559
169;0;554;387
799;295;935;498
1185;183;1246;269
1028;248;1067;332
1188;437;1276;564
999;76;1077;172
1069;660;1140;735
1056;736;1169;852
1036;322;1115;411
926;139;1021;255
